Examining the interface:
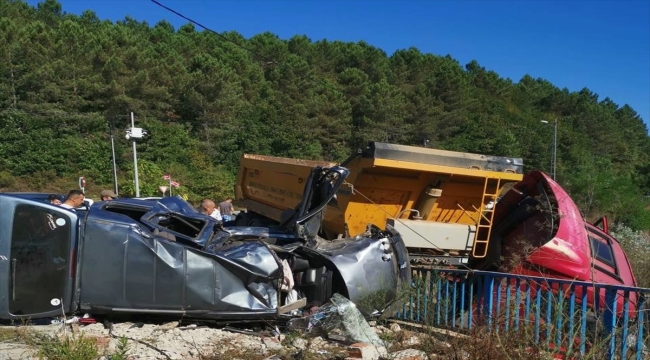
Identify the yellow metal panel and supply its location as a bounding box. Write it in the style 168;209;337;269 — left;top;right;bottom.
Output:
343;187;412;236
353;174;425;191
241;169;303;212
427;182;487;224
370;158;524;181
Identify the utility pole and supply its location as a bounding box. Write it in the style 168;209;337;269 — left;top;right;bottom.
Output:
109;119;119;196
552;119;557;181
126;112;147;197
540;119;558;181
131;113;139;197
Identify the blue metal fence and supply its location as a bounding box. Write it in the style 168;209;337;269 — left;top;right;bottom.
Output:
396;268;650;359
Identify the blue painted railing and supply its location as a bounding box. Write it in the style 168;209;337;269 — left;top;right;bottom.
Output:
396;268;650;359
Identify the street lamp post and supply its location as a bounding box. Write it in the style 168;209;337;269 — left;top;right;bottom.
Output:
109;120;119;197
540;119;558;181
125;112;147;197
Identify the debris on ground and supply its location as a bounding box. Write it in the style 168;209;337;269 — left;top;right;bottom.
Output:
287;293;385;347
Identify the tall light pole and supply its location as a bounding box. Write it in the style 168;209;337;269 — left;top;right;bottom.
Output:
540;119;558;181
109;119;119;196
125;112;147;197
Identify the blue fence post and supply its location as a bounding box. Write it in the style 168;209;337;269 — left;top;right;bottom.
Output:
635;295;646;360
604;288;618;359
436;275;442;325
620;292;630;359
460;278;466;329
525;281;531;331
568;285;576;354
468;276;474;330
409;278;414;321
428;270;438;324
485;275;495;328
504;279;510;332
444;277;450;325
546;286;553;348
533;281;540;343
580;284;588;356
496;278;502;334
452;276;458;328
555;286;564;348
515;278;521;332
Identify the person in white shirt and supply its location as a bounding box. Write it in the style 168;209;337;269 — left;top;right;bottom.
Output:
198;199;222;221
60;190;85;210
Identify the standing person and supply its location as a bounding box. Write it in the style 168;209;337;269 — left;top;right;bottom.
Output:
199;199;222;221
219;198;235;222
48;194;62;205
100;190;118;201
60;190;85;210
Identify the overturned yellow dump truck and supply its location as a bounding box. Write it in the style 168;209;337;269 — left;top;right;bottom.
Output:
235;142;524;267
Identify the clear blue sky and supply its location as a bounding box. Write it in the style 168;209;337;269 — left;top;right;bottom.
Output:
29;0;650;125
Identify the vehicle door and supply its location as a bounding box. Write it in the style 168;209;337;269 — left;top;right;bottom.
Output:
0;195;78;320
280;166;349;241
586;223;638;316
586;224;636;286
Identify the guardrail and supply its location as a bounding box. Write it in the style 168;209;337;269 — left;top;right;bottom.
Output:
396;268;650;359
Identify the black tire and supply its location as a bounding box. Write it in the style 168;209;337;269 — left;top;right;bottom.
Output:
234;211;267;227
234;212;251;226
249;218;265;227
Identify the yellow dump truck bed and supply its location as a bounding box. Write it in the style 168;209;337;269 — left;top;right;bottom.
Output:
235;154;335;223
236;142;524;264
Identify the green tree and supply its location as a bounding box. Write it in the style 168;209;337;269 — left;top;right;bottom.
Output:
1;0;648;230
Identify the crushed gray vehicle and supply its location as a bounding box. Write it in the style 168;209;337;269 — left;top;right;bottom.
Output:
0;166;410;322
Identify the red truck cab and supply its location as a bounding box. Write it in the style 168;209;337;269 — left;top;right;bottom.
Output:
494;171;638;314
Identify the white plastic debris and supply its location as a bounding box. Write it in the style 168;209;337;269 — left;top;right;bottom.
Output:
287;293;384;347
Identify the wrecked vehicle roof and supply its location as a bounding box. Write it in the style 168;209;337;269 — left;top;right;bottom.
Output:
100;196;218;248
0;166;410;322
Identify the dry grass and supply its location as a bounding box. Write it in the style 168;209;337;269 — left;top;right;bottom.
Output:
0;326;28;343
0;325;136;360
199;335;348;360
374;318;627;360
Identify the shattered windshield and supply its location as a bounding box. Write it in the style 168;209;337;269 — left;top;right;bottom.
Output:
139;197;216;247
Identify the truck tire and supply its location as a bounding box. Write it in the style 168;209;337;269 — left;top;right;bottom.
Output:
235;212;251;226
249;218;265;227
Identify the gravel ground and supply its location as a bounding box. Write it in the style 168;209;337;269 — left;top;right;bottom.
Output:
0;320;359;360
0;319;460;360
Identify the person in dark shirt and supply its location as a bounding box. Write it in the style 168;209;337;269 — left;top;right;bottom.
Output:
48;194;61;205
219;198;235;221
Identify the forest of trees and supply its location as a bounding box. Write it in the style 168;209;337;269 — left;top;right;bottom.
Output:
1;0;650;229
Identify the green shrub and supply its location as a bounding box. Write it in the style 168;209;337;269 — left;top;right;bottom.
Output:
31;333;99;360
